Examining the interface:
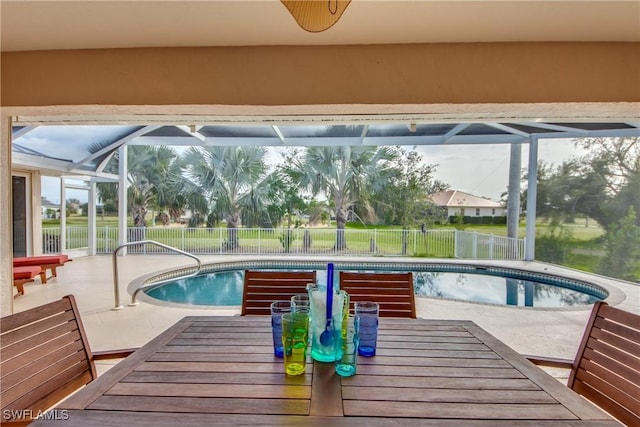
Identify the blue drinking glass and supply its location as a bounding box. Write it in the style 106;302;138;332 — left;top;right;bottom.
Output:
271;300;292;357
355;302;379;357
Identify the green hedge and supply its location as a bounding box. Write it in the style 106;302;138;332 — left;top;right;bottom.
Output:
449;216;507;225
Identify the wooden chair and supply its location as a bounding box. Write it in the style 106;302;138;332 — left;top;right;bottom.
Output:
1;295;136;425
526;301;640;426
339;271;416;318
241;270;316;315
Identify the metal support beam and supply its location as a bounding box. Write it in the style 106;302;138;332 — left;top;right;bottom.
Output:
118;145;128;256
272;125;285;143
88;180;97;256
74;125;160;169
59;178;67;254
525;136;539;261
507;142;522;240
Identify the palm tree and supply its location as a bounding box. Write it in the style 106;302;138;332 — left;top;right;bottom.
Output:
126;145;185;228
291;145;399;250
96;145;185;228
183;146;271;249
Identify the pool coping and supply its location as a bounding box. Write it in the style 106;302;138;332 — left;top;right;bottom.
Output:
127;256;629;311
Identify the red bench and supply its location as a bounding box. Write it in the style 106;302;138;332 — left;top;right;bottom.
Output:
13;255;72;284
13;266;45;295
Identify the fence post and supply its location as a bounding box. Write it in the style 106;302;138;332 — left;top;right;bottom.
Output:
489;235;494;260
454;230;458;258
472;232;478;259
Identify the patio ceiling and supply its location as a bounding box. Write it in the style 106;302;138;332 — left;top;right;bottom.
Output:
3;1;639;53
11;120;640;178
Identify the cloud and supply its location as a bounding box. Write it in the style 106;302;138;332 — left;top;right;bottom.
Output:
415;138;586;201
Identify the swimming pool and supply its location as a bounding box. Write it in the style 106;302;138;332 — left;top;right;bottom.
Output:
139;261;608;308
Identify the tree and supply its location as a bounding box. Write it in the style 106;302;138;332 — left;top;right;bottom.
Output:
527;137;639;231
65;198;81;216
126;146;183;227
265;165;308;228
370;149;449;227
597;208;640;281
183;146;271;248
524;137;640;281
291;145;399;250
96;146;186;227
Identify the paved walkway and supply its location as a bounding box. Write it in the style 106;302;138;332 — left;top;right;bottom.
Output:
11;254;639;377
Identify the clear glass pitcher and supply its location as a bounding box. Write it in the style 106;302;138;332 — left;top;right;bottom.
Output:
308;287;348;362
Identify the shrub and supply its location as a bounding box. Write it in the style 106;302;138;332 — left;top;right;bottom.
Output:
597;208;640;282
535;222;573;264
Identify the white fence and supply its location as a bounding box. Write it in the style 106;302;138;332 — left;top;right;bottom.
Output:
42;226;525;260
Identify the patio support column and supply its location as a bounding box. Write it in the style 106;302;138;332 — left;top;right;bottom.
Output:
1;114;14;316
31;170;42;256
88;180;97;256
118;145;128;256
60;178;67;254
507;142;522;240
525;136;539;261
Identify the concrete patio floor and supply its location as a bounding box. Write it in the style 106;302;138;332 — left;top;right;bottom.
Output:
11;254;640;379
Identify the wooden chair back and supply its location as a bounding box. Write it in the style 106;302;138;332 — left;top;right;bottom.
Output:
1;295;97;424
339;271;416;318
566;301;640;426
241;270;317;315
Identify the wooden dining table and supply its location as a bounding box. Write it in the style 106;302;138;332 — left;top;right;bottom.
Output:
32;316;618;426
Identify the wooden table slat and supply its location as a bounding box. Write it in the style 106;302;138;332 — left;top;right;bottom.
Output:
342;375;541;390
344;401;578;420
342;386;556;403
373;348;498;358
169;338;273;346
159;344;275;354
377;335;481;344
355;364;526;378
375;341;486;350
136;360;312;374
123;371;312;385
310;362;343;416
357;355;510;368
177;332;272;339
148;352;290;363
106;382;311;399
378;329;472;337
185;326;270;333
88;395;310;415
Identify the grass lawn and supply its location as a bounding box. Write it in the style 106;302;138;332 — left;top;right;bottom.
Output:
43;215;124;227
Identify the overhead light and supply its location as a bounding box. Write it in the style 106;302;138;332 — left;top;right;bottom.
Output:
281;0;352;32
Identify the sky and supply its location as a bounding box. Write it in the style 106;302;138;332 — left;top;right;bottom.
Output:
414;137;586;201
41;138;586;205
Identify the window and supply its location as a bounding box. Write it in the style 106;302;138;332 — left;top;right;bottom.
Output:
475;208;480;216
492;208;496;215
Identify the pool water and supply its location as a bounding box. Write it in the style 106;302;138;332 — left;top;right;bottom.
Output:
145;268;602;308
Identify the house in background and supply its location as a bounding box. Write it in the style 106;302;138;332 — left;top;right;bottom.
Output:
40;197;60;219
429;190;505;218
